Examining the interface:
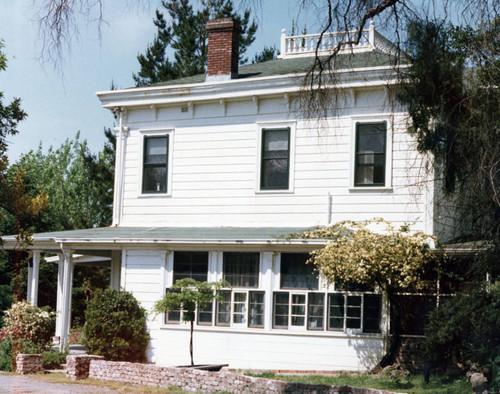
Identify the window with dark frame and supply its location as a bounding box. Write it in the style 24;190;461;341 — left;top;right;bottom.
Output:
173;252;209;283
355;122;386;187
223;252;259;288
142;135;169;193
260;128;290;190
280;253;318;290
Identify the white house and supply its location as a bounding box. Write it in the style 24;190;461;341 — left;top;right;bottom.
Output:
1;18;450;371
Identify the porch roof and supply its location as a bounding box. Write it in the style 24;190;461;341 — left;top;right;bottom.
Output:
0;226;325;250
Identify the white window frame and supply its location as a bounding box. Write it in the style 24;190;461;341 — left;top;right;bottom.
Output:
255;121;296;194
138;128;174;197
349;116;393;191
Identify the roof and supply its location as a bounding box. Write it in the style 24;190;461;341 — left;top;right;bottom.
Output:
0;226;325;249
142;51;400;88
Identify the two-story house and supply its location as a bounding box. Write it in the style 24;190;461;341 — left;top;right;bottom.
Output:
2;18;447;371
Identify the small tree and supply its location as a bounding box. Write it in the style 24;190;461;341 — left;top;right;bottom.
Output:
296;219;439;365
154;278;228;366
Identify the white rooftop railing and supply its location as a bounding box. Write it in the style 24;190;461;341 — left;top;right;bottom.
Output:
278;21;397;59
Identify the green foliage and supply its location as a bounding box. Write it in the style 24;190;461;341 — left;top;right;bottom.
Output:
83;289;149;362
252;46;278;64
297;219;438;291
0;336;12;371
397;19;500;242
42;349;67;370
134;0;258;86
424;282;500;367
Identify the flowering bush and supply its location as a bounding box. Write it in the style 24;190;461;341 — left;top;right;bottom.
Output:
3;301;55;354
69;328;83;345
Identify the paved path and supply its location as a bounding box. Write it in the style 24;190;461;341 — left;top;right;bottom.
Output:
0;374;117;393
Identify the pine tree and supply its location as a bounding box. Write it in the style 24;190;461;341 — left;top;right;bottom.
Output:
133;0;258;86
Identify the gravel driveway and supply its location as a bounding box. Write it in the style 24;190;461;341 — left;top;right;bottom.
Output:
0;374;117;393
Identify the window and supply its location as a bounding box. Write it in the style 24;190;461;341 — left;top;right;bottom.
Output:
260;128;290;190
354;122;386;187
273;292;382;333
173;252;208;283
280;253;318;290
223;252;259;287
215;290;265;328
143;135;169;193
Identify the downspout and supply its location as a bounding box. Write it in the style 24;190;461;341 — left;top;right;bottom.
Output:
112;108;129;226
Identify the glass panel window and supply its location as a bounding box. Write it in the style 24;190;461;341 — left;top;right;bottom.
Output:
280;253;318;290
143;136;168;193
307;293;325;330
328;293;345;331
291;294;306;326
355;122;386;186
273;292;289;328
346;295;362;329
197;301;213;325
363;294;382;333
173;252;208;283
223;252;259;288
261;128;290;190
216;290;231;326
233;292;247;324
248;291;265;328
164;288;181;324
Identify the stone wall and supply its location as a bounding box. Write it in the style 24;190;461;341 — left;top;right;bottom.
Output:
66;355;104;380
83;358;399;394
16;354;43;374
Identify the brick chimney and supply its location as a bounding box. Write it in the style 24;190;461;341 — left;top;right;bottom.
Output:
206;17;239;81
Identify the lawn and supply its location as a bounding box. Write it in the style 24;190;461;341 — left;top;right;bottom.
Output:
245;372;471;394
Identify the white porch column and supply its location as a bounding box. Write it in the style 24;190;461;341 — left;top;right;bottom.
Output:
26;259;33;303
29;251;41;306
55;254;65;339
59;249;74;351
110;250;121;290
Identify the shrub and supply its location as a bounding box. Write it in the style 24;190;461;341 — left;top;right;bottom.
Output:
424;282;500;367
42;349;67;369
0;335;12;371
83;289;149;362
2;301;55;356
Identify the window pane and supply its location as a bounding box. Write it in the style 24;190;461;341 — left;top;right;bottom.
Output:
280;253;318;289
216;290;231;326
173;252;208;283
143;166;167;193
355;122;386;186
346;295;362;329
291;294;305;326
261;128;290;190
249;291;265;328
363;294;382;333
307;293;324;330
145;137;168;164
273;292;289;328
197;301;213;325
223;252;259;287
164;288;181;324
328;294;345;330
233;292;247;324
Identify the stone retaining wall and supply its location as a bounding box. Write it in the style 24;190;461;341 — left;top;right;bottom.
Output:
66;355;104;380
82;358;400;394
16;354;43;374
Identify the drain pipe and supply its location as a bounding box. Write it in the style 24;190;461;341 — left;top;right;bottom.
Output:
112;107;129;226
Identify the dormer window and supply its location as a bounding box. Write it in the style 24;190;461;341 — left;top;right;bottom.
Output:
142;135;169;193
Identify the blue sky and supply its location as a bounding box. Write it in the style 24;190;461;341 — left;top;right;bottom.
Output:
1;0;316;161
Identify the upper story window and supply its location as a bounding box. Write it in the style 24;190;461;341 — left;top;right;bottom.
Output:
260;128;290;190
142;135;169;193
173;251;209;283
354;122;386;187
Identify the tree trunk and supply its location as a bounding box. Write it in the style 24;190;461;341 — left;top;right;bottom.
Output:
190;319;194;366
378;290;400;368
